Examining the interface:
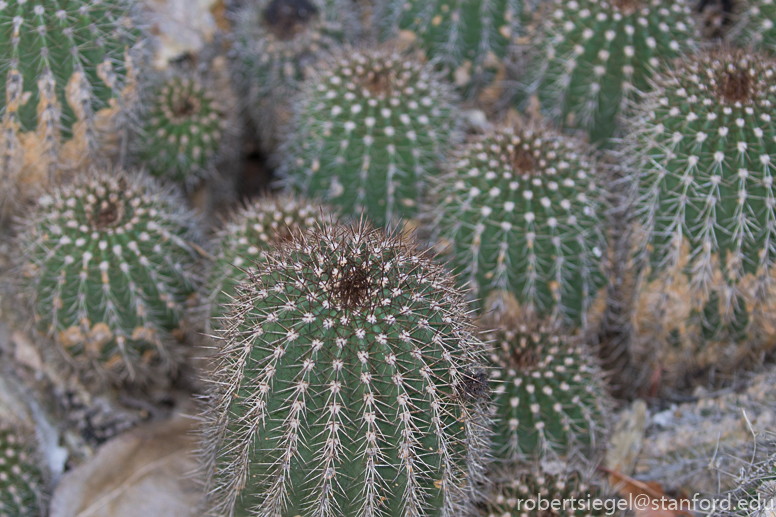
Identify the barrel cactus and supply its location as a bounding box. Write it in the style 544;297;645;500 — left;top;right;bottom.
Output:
232;0;355;150
278;47;462;229
623;48;776;392
0;424;45;517
137;75;234;189
199;222;491;517
522;0;698;145
205;194;336;329
0;0;143;215
731;0;776;52
425;122;606;325
15;167;201;384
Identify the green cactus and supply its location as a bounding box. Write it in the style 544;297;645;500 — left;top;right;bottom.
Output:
373;0;532;99
232;0;355;150
278;47;462;229
15;167;201;384
624;48;776;392
0;424;45;517
425;122;606;325
137;75;234;189
0;0;143;215
522;0;698;145
205;194;336;330
731;0;776;52
199;222;491;517
482;316;611;463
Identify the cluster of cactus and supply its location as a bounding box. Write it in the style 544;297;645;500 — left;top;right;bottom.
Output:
137;75;233;188
204;194;336;328
0;0;143;215
425;121;606;326
231;0;354;149
623;48;776;390
483;316;611;463
732;0;776;51
0;424;45;517
522;0;698;144
14;168;201;383
279;47;462;229
199;222;491;517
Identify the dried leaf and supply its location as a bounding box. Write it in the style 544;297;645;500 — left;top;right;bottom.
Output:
601;466;693;517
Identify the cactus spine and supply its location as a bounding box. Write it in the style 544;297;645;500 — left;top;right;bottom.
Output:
732;0;776;52
425;122;606;325
15;167;201;383
483;317;611;463
624;48;776;391
279;47;462;228
0;424;45;517
0;0;143;214
199;222;490;517
523;0;698;145
205;194;336;329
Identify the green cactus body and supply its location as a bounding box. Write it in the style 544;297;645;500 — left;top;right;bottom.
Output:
483;318;610;462
523;0;698;145
205;194;336;329
16;168;200;383
0;425;44;517
485;466;613;517
200;223;490;517
426;123;606;325
625;49;776;390
733;1;776;52
0;0;142;213
374;0;529;99
232;0;354;150
139;76;231;188
279;48;461;228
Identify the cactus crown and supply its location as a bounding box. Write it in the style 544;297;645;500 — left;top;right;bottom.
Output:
0;425;45;517
139;76;230;186
200;222;490;517
279;47;461;228
16;168;200;383
426;122;606;324
483;317;611;462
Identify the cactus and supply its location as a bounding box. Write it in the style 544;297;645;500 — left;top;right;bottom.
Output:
373;0;531;99
0;0;143;215
199;222;491;517
0;424;45;517
484;464;614;517
204;194;336;329
137;75;234;189
278;47;462;229
231;0;355;150
425;122;606;325
14;167;201;384
522;0;698;145
623;48;776;392
731;0;776;52
482;316;611;463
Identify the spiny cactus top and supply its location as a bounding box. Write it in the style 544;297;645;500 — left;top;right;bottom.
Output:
138;76;232;188
732;1;776;52
374;0;524;98
205;194;336;329
16;168;200;383
0;424;45;517
426;122;606;325
232;0;353;147
523;0;698;144
624;48;776;385
279;47;462;228
200;223;491;517
0;0;142;212
483;317;611;462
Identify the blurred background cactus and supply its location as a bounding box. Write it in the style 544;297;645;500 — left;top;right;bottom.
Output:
200;222;490;517
521;0;698;145
14;168;201;384
278;47;462;229
0;0;144;216
731;0;776;52
0;423;45;517
426;122;606;325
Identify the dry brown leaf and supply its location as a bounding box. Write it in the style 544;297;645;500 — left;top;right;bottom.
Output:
601;466;694;517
